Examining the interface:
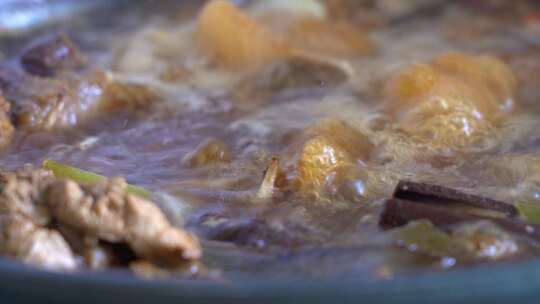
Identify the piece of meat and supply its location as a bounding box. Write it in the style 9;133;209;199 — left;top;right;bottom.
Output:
0;167;201;271
0;168;54;225
55;224;135;270
46;178;127;242
0;65;108;130
124;194;201;264
46;178;202;266
0;65;162;130
0;94;14;148
0;214;76;271
0;169;76;270
0;32;162;131
20;32;87;77
99;81;162;112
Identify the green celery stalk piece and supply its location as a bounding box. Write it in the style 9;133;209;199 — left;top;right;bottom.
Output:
43;159;152;199
516;201;540;225
391;220;454;257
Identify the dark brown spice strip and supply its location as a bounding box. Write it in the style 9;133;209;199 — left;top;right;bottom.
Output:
380;198;540;242
393;181;518;217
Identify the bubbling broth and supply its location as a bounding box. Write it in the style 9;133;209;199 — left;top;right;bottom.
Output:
0;0;540;280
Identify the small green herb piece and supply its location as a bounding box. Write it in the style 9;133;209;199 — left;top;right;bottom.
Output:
391;220;454;257
43;159;152;199
516;201;540;225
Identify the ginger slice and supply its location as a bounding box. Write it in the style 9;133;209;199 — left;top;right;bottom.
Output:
257;157;282;200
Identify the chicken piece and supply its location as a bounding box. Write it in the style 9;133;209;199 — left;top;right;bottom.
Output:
56;223;137;269
383;52;518;148
0;66;163;130
124;194;201;264
0;65;108;130
0;31;163;131
99;81;162;112
46;178;132;242
46;178;201;266
0;169;77;270
0;214;76;271
182;138;232;167
20;32;87;77
0;168;54;225
0;94;14;148
286;119;372;192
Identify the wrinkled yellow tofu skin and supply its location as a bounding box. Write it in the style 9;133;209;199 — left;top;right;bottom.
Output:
383;52;518;148
197;0;289;69
283;119;373;196
196;0;374;70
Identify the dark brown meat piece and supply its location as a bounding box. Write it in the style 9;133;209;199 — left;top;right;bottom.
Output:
20;32;87;77
0;65;162;130
46;178;202;266
0;65;108;130
0;33;162;130
99;81;162;112
0;94;13;148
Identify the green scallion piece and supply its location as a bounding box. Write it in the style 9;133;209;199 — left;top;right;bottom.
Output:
516;201;540;225
43;159;152;199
